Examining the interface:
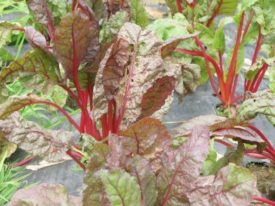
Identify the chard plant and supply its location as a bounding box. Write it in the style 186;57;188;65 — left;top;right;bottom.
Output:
169;0;275;107
0;0;182;168
0;0;274;205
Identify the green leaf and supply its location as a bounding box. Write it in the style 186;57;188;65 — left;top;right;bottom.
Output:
269;65;275;93
147;13;189;41
130;0;148;28
165;0;178;15
45;85;68;111
0;49;60;95
245;59;265;81
88;0;105;19
125;157;158;206
241;0;259;10
100;11;129;44
213;24;225;54
219;0;239;15
242;22;259;45
193;57;209;85
202;140;218;176
101;169;141;206
83;171;110;206
0;139;17;160
0;22;20;48
237;90;275;126
0;95;42;119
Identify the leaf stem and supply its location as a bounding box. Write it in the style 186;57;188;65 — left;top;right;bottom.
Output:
225;11;245;105
206;0;223;27
253;196;275;206
176;0;183;13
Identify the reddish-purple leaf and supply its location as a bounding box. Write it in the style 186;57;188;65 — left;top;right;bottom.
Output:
102;38;130;99
157;126;210;205
54;11;99;80
8;183;81;206
212;127;265;145
125;156;158;206
186;164;260;206
27;0;54;30
138;76;176;119
25;27;48;51
120;117;171;159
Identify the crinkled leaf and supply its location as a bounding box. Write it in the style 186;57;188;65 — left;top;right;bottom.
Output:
237;90;275;126
0;22;20;48
160;33;199;58
46;85;68;111
130;0;148;28
241;0;259;10
7;183;81;206
54;11;99;80
0;112;73;162
157;126;210;205
178;63;201;97
47;0;68;23
245;59;267;81
87;0;105;19
0;95;43;119
100;169;141;206
86;139;110;173
147;13;189;41
121;118;171;172
125;156;157;206
171;115;226;137
107;133;128;169
100;11;129;43
202;140;218;176
212;127;265;145
93;23;182;128
102;38;130;99
27;0;54;26
83;170;111;206
0;49;60;96
187;163;260;206
201;140;248;176
25;27;48;51
139;76;176;119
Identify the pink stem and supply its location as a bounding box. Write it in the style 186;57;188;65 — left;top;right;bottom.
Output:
253;196;275;206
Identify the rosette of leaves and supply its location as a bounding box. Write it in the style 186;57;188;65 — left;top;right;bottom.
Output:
165;0;239;26
83;121;262;206
0;0;188;167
